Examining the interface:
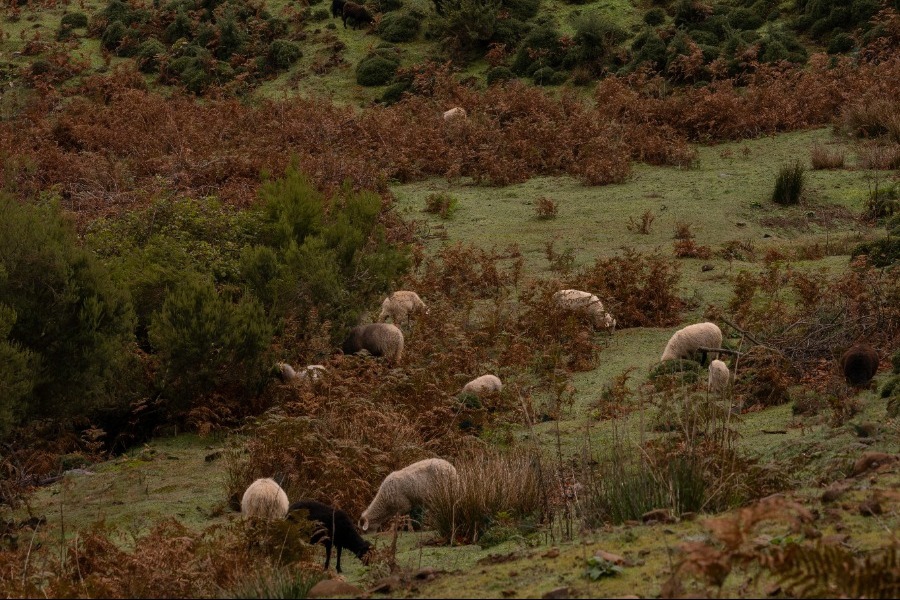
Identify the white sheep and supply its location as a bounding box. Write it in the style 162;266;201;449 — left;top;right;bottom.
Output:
443;107;467;121
241;478;289;520
461;374;502;396
277;363;327;384
378;291;428;326
707;359;730;393
660;322;723;364
359;458;458;532
552;289;617;330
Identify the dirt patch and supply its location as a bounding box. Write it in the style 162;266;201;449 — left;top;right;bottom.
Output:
758;202;858;231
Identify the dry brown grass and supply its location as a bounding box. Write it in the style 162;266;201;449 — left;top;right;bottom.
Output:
809;143;846;169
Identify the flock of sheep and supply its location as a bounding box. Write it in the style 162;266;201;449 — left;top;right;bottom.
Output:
252;287;763;572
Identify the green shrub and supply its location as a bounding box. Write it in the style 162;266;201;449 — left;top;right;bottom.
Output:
372;0;404;11
101;20;128;51
644;7;666;25
674;0;710;27
310;7;330;21
628;27;667;72
486;65;515;85
378;12;421;42
571;12;628;66
827;32;854;54
149;277;272;410
136;38;167;73
268;39;302;69
215;16;247;60
0;302;36;438
648;359;703;387
380;80;411;104
771;161;805;206
511;24;563;75
532;66;561;85
851;238;900;268
880;375;900;399
424;192;459;219
164;9;193;43
504;0;540;21
356;55;399;86
61;12;89;28
728;7;763;30
0;196;135;426
432;0;503;54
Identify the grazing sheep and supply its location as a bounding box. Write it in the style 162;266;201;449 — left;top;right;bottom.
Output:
288;500;371;573
552;289;617;330
277;363;327;384
342;323;404;363
461;374;502;396
443;107;467;121
708;359;730;393
378;291;428;326
342;1;373;29
331;0;346;18
841;344;879;386
360;458;458;533
661;322;723;365
241;478;289;520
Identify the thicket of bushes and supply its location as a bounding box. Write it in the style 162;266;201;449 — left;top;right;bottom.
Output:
87;0;305;93
0;167;410;440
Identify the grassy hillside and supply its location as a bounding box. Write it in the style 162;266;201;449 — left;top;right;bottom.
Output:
2;0;900;598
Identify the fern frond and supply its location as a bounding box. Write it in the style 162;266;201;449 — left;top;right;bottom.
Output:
767;542;900;599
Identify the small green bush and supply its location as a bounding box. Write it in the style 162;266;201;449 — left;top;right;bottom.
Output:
356;55;399;86
504;0;540;20
61;12;89;28
0;196;136;427
149;277;273;410
101;20;128;51
532;66;561;85
164;10;193;43
571;12;628;66
310;7;330;21
648;359;703;387
628;27;667;71
728;7;763;30
372;0;404;11
380;80;411;104
771;161;805;206
851;238;900;268
827;32;854;54
880;375;900;399
378;12;421;42
268;39;302;69
644;7;666;26
486;65;515;85
136;38;166;73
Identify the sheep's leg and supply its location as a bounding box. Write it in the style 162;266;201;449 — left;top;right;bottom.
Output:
336;545;343;573
324;540;333;571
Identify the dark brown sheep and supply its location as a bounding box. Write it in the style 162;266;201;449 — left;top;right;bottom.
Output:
342;1;374;29
841;344;879;386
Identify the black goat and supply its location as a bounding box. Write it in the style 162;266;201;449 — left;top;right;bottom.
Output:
287;500;372;573
331;0;346;19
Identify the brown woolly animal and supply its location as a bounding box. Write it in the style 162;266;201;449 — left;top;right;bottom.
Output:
342;1;374;29
378;291;428;326
443;107;467;121
341;323;404;363
461;374;502;396
661;322;723;365
707;359;730;393
359;458;458;532
840;344;879;386
241;478;289;520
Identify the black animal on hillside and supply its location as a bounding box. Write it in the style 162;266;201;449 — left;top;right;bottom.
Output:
841;343;879;386
342;1;374;29
331;0;347;19
287;500;372;573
